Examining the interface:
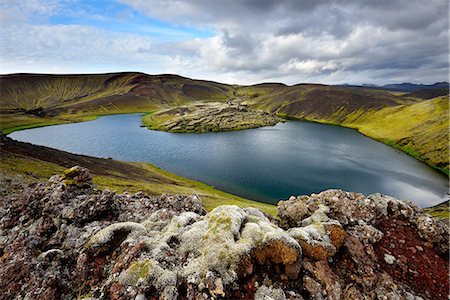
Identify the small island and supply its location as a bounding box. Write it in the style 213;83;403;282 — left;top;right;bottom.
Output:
142;101;284;133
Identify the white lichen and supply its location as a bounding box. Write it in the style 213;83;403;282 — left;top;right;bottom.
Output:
86;222;147;251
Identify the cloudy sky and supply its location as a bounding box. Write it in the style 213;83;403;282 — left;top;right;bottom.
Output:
0;0;448;85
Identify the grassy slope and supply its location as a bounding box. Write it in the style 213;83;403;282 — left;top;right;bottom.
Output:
0;136;277;215
0;73;234;133
424;200;449;219
341;96;449;174
243;85;449;174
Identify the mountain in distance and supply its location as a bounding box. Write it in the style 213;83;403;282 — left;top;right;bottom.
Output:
340;81;449;92
381;82;449;92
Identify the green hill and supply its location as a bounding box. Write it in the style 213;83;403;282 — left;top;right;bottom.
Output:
0;73;233;133
240;84;448;174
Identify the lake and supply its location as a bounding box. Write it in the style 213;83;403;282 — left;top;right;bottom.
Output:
9;114;448;207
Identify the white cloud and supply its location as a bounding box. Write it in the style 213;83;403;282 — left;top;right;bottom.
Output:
0;0;448;85
281;59;340;74
1;23;169;73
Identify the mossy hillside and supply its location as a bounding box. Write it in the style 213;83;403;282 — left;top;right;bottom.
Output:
246;83;412;116
0;73;235;134
253;91;448;175
424;200;450;219
0;73;165;111
341;96;449;174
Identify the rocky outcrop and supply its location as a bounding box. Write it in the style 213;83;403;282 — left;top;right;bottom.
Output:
143;101;284;133
278;190;449;300
0;167;448;299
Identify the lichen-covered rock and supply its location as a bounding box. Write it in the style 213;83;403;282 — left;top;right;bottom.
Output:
61;165;93;187
0;167;208;299
86;222;147;255
278;189;449;300
303;276;324;300
413;215;449;254
304;261;342;300
152;194;206;216
277;195;309;228
102;205;301;298
1;171;448;300
346;221;384;245
288;205;346;260
85;206;301;298
255;285;287;300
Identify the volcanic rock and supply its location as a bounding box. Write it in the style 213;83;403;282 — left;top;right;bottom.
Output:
0;169;448;299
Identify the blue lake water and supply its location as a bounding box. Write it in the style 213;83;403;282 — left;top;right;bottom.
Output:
9;114;448;207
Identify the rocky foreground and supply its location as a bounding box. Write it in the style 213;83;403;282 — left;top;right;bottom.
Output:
143;102;283;133
0;167;448;300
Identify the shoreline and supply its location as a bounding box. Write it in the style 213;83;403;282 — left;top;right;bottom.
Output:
279;114;449;176
6;111;450;178
4;111;448;177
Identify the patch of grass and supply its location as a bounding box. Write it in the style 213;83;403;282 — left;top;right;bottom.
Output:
424;200;449;219
426;210;449;219
0;155;66;180
142;112;173;131
0;114;99;134
95;161;277;215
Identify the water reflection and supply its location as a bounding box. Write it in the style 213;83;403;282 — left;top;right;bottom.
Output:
9;114;449;207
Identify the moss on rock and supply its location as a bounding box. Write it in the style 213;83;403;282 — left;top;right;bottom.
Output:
86;222;147;255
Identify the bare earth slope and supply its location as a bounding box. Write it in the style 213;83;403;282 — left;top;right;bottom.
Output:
0;73;448;173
